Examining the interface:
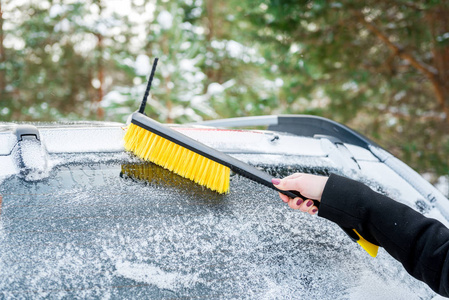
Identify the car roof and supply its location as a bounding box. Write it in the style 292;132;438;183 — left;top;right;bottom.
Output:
0;116;447;298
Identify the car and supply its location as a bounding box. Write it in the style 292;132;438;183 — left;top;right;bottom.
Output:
0;115;448;299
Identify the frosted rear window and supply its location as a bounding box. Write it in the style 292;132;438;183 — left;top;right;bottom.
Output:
0;162;435;298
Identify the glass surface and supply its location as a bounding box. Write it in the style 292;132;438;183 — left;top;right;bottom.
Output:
0;162;435;298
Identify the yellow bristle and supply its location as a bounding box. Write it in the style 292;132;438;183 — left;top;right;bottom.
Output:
124;123;230;194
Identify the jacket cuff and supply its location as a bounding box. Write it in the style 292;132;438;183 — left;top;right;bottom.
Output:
317;173;379;245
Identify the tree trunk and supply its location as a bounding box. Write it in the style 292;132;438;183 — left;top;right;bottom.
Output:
0;2;5;96
357;11;449;126
97;33;104;119
204;0;215;88
95;0;104;120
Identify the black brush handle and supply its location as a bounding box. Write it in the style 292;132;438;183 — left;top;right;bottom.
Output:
227;161;314;202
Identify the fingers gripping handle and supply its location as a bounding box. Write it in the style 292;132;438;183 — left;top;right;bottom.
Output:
278;189;306;200
278;189;320;208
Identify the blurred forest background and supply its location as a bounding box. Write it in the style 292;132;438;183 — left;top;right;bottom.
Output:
0;0;448;194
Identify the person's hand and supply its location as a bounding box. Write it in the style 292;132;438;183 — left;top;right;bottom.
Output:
272;173;329;215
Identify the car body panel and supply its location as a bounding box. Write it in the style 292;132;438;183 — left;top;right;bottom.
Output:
0;119;447;298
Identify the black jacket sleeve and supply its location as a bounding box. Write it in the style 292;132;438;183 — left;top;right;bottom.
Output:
318;173;449;297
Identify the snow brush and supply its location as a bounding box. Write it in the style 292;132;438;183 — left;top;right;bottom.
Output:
123;58;379;257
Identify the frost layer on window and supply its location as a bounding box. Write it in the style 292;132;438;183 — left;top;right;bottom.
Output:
0;163;436;298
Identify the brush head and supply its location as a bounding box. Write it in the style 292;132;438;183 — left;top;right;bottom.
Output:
124;114;230;194
126;57;230;193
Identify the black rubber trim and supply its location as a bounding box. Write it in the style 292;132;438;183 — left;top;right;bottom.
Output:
269;115;383;151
